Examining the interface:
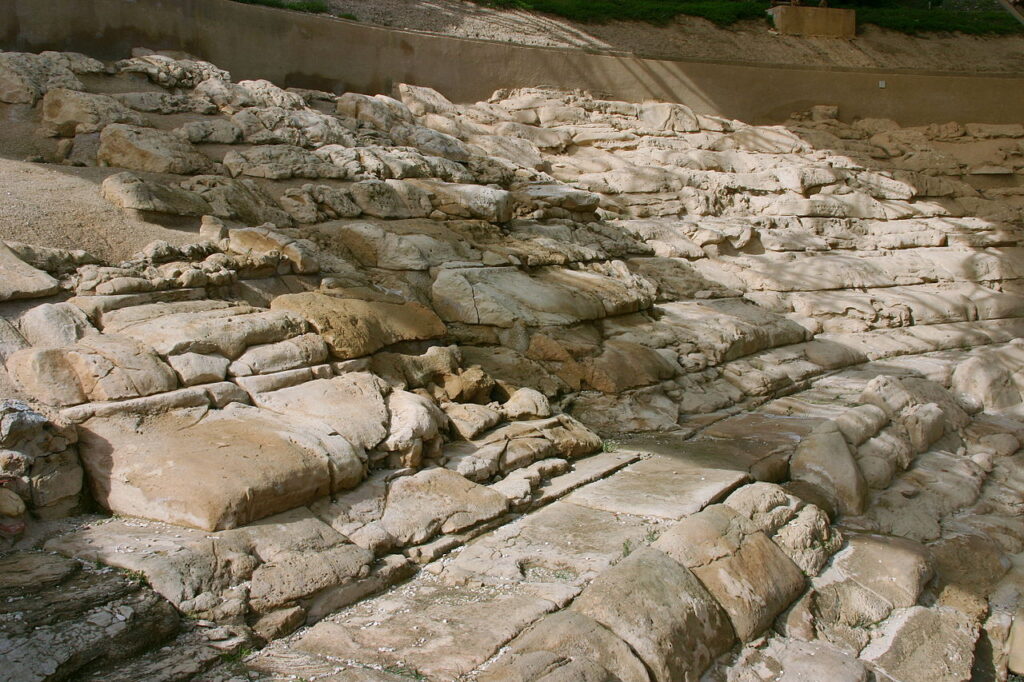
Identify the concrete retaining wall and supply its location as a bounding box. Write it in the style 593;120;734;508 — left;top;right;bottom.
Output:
768;6;856;38
2;0;1023;125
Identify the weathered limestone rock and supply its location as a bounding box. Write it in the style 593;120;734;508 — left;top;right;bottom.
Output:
182;175;293;227
652;501;808;642
572;547;735;682
380;467;508;545
481;610;649;682
431;265;654;327
100;172;212;217
97;124;214;174
271;292;446;359
279;184;361;223
193;76;304;110
830;534;934;609
0;242;60;301
348;179;434;219
40;88;146;137
231;106;355;147
224;144;346;180
116;91;218;115
835;404;888;446
640;102;700;133
860;606;978;681
228;333;329;376
228;225;320;274
252;374;389;449
567;454;747;520
772;504;843;576
77;404;364;530
102;302;309;359
336;92;414;130
295;578;572;679
397;83;458;117
0;51;83;104
720;637;871;682
416;181;513;222
167;352;230;386
176;116;242;143
789;422;868;516
691;532;806;642
381;389;447;464
7;51;1024;678
17;302;95;348
7;334;178;406
392;123;471;161
0;551;181;682
0;400;82;519
446;402;502;440
248;543;374;613
118;54;229;89
502;387;552;420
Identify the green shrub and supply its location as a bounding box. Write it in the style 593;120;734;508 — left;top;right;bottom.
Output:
231;0;328;13
854;8;1023;34
474;0;1023;33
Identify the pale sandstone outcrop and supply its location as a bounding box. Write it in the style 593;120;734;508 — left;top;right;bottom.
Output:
271;292;447;359
77;404;365;530
97;124;215;175
4;51;1024;681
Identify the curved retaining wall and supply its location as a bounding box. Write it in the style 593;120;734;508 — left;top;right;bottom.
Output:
2;0;1023;124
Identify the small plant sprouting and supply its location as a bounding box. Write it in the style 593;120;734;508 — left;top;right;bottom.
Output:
382;666;428;680
622;539;633;557
219;647;253;665
123;569;148;584
602;439;620;453
645;528;661;543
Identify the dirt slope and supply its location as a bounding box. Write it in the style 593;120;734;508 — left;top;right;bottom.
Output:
327;0;1024;73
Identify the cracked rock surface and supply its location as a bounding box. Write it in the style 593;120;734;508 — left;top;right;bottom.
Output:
0;48;1023;681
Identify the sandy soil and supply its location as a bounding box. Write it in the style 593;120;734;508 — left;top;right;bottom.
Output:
326;0;1024;73
0;159;196;263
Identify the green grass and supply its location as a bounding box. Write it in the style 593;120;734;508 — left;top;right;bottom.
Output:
230;0;328;13
474;0;1024;33
381;667;428;680
854;8;1024;34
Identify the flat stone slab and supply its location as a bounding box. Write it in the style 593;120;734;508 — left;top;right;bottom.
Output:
247;649;410;681
621;429;804;482
530;450;640;507
76;404;364;530
565;454;748;520
860;606;978;681
445;500;655;586
722;637;871;682
294;575;576;680
0;241;59;301
702;412;822;444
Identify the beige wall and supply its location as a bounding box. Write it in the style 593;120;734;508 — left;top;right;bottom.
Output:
2;0;1023;125
768;6;856;38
